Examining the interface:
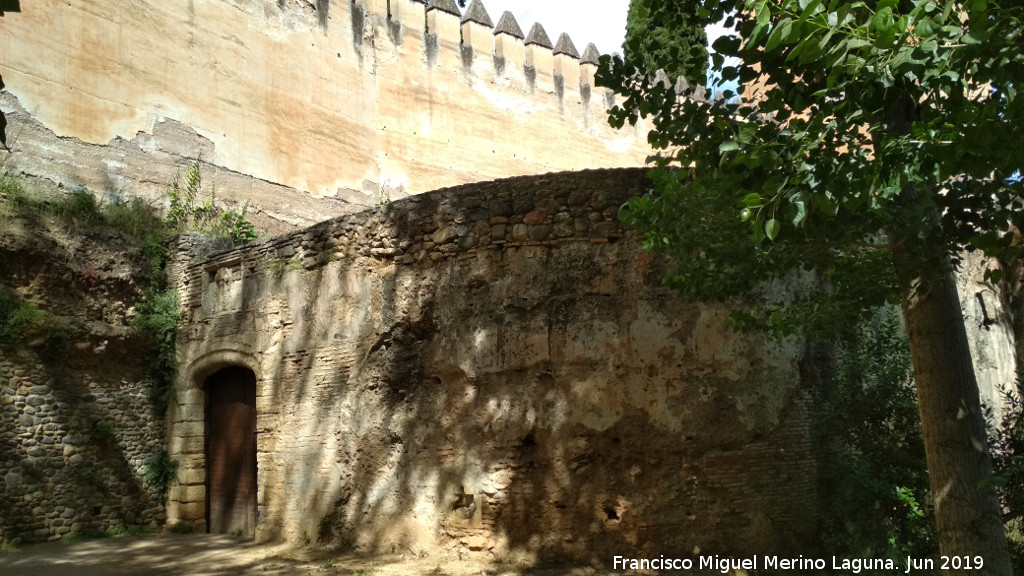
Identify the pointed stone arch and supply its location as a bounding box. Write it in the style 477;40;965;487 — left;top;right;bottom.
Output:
204;365;257;537
166;347;263;536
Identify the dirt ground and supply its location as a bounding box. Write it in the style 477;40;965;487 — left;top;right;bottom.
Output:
0;533;631;576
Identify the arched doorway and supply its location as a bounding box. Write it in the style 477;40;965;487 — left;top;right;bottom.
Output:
205;366;257;537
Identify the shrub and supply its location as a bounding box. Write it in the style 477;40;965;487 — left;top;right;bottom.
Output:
0;288;43;349
987;379;1024;573
166;157;258;246
131;287;180;416
167;522;193;535
143;448;179;505
52;188;103;228
85;417;118;447
816;308;937;570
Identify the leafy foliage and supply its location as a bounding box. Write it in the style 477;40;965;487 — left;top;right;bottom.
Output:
597;0;1022;567
988;381;1024;573
818;310;936;567
1;175;167;250
214;202;258;245
132;287;180;417
167;521;194;535
0;287;42;349
84;416;119;447
166;157;258;246
625;0;709;85
143;448;179;506
598;0;1024;313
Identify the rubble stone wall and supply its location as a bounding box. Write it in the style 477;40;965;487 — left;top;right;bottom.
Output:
0;220;166;544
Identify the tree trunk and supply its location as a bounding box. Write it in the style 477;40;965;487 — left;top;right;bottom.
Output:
892;243;1012;576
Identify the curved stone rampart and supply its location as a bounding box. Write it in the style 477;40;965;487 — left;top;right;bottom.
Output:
167;169;818;562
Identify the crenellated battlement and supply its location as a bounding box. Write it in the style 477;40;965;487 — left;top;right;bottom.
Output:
0;0;652;231
351;0;611;105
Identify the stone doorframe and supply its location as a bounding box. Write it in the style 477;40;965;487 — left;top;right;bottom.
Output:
166;347;262;533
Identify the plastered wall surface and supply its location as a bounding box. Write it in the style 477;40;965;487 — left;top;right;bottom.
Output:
0;0;651;231
166;169;819;561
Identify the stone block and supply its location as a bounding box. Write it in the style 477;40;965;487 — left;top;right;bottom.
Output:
168;434;204;455
170;484;206;504
528;225;551;241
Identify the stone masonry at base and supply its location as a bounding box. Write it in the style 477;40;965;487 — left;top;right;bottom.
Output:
166;169;818;562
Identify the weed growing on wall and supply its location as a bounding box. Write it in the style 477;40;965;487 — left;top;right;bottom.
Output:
1;175;166;241
167;522;193;535
0;287;42;348
143;448;179;505
166;157;258;245
131;287;180;417
84;416;119;447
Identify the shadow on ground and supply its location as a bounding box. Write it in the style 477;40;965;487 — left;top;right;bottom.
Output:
0;533;629;576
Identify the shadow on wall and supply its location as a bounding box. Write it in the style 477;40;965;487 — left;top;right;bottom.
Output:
171;169;817;565
0;185;166;543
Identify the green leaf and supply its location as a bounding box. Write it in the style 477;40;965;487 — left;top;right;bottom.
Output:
916;17;939;37
765;218;781;240
711;35;742;55
765;18;793;52
791;200;808;227
962;30;984;44
800;0;824;19
737;122;758;144
720;140;740;153
742;192;762;208
872;7;894;32
798;36;824;64
757;3;771;27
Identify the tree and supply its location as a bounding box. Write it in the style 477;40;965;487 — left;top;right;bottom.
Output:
597;0;1023;573
0;74;9;151
624;0;709;84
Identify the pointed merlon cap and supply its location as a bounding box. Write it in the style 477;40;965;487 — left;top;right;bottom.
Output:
553;33;580;58
655;69;672;88
494;11;525;39
461;0;493;27
525;23;553;48
581;43;600;65
426;0;460;16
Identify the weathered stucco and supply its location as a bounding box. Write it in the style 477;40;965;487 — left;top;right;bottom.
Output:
0;0;650;232
167;169;818;561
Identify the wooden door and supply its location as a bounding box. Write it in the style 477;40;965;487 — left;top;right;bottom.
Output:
205;366;257;537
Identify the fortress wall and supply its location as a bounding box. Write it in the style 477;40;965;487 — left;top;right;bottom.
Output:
167;169;818;561
0;0;651;231
0;217;166;544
